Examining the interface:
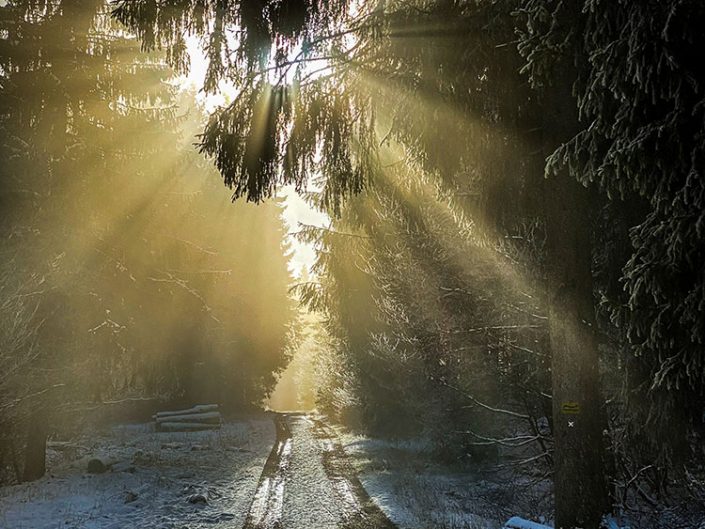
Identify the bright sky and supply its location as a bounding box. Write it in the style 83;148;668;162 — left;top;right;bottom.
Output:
177;36;329;279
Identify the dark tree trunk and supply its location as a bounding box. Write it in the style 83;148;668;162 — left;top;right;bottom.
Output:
545;175;609;529
539;3;610;524
22;408;48;482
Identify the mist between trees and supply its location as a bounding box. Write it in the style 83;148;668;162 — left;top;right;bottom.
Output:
0;0;296;485
1;1;705;529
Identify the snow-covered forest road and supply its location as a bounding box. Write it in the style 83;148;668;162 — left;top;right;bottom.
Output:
244;414;396;529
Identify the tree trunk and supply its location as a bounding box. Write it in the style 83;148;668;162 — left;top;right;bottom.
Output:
22;408;48;482
539;3;610;523
545;175;609;529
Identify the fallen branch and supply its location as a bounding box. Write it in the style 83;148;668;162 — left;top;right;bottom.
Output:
157;422;220;432
155;411;221;424
0;383;65;412
495;451;553;469
432;376;531;420
154;404;219;417
456;429;546;448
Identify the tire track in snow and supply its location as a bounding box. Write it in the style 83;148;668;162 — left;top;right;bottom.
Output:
243;414;292;529
312;417;397;529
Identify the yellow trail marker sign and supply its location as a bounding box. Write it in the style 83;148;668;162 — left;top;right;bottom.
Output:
560;402;581;415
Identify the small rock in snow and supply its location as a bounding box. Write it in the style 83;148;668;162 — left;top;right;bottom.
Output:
123;491;138;503
87;458;107;474
187;493;208;505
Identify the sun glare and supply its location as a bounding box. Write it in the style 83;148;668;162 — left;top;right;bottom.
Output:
175;34;329;280
174;35;236;113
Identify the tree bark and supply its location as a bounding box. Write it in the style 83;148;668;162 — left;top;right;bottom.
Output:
543;89;610;529
539;3;610;524
22;408;48;482
545;175;609;529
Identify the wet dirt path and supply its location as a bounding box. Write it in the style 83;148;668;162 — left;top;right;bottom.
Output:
242;414;396;529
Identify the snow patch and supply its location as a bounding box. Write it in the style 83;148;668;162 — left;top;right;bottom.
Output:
0;419;274;529
338;428;553;529
503;516;551;529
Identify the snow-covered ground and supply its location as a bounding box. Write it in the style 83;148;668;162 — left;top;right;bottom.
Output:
0;413;553;529
337;431;553;529
0;418;274;529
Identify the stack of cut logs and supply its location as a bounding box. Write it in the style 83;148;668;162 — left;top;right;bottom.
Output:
153;404;222;432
